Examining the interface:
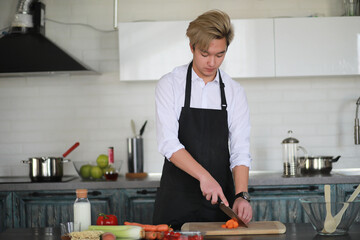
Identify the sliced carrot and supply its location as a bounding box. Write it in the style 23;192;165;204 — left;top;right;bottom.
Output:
156;231;164;240
221;224;227;228
233;221;239;228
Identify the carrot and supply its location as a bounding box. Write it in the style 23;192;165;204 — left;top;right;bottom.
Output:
156;231;164;240
142;225;157;232
124;221;142;227
221;224;227;228
233;221;239;228
156;224;169;232
145;231;157;240
226;220;234;229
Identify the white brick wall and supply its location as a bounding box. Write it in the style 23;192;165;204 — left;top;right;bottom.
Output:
0;0;359;176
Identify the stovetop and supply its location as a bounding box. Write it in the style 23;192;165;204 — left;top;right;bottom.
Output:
0;175;78;183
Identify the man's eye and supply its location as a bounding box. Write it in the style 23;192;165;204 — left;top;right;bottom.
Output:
216;54;224;58
201;53;208;57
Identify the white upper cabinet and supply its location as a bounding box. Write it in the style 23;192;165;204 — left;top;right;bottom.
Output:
118;19;275;81
275;17;360;77
119;17;360;80
119;21;191;81
222;19;275;78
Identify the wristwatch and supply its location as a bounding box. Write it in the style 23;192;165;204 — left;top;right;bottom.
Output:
234;192;251;202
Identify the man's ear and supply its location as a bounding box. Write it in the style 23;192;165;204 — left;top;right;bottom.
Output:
189;43;195;54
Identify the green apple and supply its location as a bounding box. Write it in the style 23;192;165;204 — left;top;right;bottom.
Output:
80;164;92;179
96;154;109;168
91;166;103;179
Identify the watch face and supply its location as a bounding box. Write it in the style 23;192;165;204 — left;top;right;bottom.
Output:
243;192;250;200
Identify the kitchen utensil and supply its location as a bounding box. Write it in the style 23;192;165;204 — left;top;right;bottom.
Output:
181;221;286;235
218;200;248;228
22;157;70;182
131;119;137;137
300;196;360;235
323;185;336;233
297;156;340;176
127;137;144;173
281;130;307;177
139;120;148;136
333;184;360;229
62;142;80;158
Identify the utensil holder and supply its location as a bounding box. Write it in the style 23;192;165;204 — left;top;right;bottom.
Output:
127;137;144;173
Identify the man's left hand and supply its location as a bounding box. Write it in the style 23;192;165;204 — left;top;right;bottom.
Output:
233;197;252;224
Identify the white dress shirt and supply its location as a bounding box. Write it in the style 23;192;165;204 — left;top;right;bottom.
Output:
155;63;252;170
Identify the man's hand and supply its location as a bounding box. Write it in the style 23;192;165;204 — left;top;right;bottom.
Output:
233;197;252;224
199;173;229;206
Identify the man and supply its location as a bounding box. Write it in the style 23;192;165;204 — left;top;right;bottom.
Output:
153;10;252;230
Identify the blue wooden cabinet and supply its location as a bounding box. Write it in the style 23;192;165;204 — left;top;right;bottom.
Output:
0;192;12;233
12;190;121;228
1;183;359;232
249;184;327;223
121;188;157;224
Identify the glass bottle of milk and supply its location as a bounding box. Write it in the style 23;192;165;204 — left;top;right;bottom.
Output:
74;189;91;231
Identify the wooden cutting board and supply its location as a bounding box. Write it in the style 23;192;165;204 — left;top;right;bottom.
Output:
181;221;286;235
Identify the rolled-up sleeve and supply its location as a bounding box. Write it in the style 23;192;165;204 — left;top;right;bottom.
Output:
228;86;252;170
155;73;184;160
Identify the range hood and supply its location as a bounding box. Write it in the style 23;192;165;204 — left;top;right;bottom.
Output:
0;0;94;77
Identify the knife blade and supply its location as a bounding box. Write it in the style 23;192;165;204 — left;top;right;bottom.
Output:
218;201;248;228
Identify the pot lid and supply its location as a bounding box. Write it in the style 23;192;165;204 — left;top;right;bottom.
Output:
282;130;299;144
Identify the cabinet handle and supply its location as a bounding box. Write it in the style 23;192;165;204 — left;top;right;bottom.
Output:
28;191;102;197
248;185;319;193
136;189;157;195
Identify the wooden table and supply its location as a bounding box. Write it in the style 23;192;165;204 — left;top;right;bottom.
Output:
0;223;360;240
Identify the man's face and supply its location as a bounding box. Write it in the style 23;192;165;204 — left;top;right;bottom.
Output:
191;38;227;83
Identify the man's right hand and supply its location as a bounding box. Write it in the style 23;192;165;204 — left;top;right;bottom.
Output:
169;148;229;206
199;173;229;206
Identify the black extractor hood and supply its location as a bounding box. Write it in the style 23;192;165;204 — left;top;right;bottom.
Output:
0;0;94;77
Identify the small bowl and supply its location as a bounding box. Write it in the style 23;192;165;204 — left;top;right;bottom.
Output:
73;161;123;181
300;196;360;235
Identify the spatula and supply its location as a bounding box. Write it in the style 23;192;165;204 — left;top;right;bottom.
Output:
333;184;360;228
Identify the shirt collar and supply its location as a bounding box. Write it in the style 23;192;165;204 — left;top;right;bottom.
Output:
191;68;220;84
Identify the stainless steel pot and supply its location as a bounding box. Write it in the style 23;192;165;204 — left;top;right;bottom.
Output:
297;155;340;176
22;157;71;182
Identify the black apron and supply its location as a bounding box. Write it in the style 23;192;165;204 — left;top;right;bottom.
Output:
153;62;235;230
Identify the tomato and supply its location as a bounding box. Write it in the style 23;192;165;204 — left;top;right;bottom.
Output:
96;213;118;225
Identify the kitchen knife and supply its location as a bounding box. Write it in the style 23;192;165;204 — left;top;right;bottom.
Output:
218;201;248;228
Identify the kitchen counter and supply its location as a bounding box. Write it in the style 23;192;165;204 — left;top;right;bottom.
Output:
0;223;360;240
0;169;359;191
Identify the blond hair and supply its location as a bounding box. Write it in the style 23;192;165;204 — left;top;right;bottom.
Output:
186;10;234;51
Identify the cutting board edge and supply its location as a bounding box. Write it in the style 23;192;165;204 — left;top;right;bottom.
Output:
181;221;287;235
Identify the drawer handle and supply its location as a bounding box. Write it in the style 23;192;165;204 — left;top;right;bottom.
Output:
29;191;102;197
136;190;157;195
248;185;319;193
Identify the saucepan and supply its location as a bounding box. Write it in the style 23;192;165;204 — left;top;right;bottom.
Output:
22;142;79;182
297;155;341;176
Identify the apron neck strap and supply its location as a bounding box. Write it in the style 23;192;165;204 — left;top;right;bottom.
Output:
184;61;227;110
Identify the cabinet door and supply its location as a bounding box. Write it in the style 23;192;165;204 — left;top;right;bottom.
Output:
222;19;275;78
275;17;360;77
119;21;191;81
249;184;326;223
0;192;12;232
119;19;275;81
12;190;120;228
121;188;157;224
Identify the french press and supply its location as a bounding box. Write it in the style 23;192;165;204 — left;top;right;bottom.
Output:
282;130;302;177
